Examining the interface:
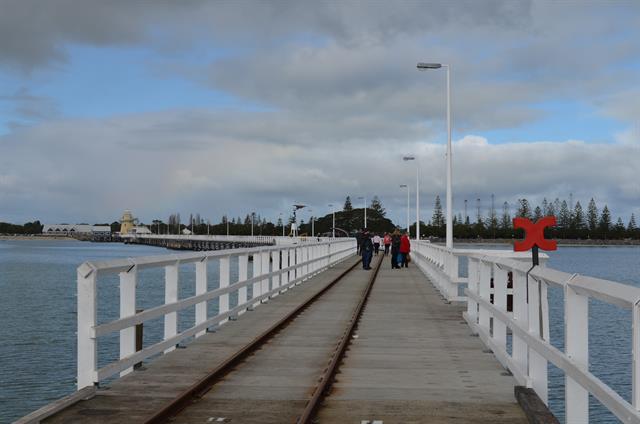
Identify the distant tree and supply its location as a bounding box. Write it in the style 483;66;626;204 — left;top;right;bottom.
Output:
370;196;386;217
629;213;637;232
500;201;511;234
546;200;556;219
613;217;626;239
558;200;571;233
110;221;121;233
572;201;586;238
432;195;445;228
599;205;612;238
533;206;543;222
553;198;561;219
587;198;598;235
541;198;550;216
516;199;532;219
343;196;353;211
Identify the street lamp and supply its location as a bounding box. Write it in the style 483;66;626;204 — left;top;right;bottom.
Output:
308;209;315;237
400;185;410;237
417;62;453;249
357;196;367;228
251;212;255;236
403;156;419;240
328;204;335;238
279;212;285;237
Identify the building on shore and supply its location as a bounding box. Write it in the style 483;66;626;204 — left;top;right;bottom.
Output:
42;224;111;236
120;210;135;235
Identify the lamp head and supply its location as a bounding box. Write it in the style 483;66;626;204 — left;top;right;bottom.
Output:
400;184;408;188
417;63;442;70
402;156;415;161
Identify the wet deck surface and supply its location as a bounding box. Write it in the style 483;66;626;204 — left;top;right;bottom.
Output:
44;253;526;423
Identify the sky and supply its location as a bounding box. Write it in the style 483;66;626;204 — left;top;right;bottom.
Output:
0;0;639;228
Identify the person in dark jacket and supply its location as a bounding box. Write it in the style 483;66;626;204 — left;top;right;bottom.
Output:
356;230;363;256
361;229;374;269
399;232;411;268
390;228;401;269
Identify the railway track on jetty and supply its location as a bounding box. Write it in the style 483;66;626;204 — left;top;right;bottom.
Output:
143;254;383;424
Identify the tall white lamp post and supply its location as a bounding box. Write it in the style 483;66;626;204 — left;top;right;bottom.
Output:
400;184;410;236
357;196;367;228
251;212;255;237
328;204;335;238
403;156;419;240
417;62;453;249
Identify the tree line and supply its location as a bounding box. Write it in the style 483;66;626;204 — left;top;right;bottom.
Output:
415;196;639;240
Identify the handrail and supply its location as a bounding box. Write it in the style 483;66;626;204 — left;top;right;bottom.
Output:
414;240;640;424
77;239;357;389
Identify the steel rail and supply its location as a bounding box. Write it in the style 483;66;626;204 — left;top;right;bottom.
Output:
297;254;384;424
142;255;362;424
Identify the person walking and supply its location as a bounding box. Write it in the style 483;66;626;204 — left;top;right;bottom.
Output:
383;232;391;256
356;229;363;256
390;228;401;269
399;232;411;268
372;234;381;255
361;229;374;270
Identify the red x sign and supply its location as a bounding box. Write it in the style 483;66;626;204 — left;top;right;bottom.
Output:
513;216;557;252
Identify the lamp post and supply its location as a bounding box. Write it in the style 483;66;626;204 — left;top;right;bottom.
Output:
400;184;410;236
403;156;419;240
226;216;230;236
279;213;285;237
357;196;367;228
417;62;453;249
308;209;314;237
251;212;255;237
328;204;335;238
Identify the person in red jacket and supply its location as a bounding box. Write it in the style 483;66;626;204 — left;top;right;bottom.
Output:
399;232;411;268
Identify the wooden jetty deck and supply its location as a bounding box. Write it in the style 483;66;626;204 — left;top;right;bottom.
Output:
44;254;527;423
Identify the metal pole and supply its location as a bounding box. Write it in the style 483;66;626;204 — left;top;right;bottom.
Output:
445;64;453;249
364;197;367;228
251;213;254;236
416;164;420;241
407;185;410;236
227;219;229;236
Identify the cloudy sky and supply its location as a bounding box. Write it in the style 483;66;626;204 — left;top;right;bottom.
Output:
0;0;638;227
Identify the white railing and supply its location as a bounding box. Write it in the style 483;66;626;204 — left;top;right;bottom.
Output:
415;240;640;424
120;234;341;246
77;239;356;389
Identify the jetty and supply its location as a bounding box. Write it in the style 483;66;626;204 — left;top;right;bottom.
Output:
17;237;640;423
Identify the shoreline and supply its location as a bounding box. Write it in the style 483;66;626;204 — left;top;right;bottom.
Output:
0;235;85;241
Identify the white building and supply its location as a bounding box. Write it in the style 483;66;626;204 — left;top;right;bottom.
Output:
43;224;112;235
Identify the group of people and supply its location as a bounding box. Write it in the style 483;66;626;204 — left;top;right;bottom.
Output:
357;228;411;270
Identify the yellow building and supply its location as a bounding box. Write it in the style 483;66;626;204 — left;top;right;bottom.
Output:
120;210;135;235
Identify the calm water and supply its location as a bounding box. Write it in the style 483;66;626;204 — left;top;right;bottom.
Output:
0;240;638;423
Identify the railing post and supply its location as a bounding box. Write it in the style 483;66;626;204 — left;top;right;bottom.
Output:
467;258;479;325
164;262;179;353
271;250;280;296
295;248;301;283
512;270;529;383
219;256;230;323
238;254;248;314
478;260;492;332
281;249;289;292
77;265;97;389
252;251;262;307
119;265;137;377
565;278;589;422
447;253;459;300
528;275;548;403
492;264;508;357
195;257;207;337
634;300;640;411
261;251;270;300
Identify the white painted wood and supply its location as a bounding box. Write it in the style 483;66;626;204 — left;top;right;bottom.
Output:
512;269;529;382
77;265;97;389
219;256;230;324
261;251;270;300
119;266;137;377
478;260;491;332
252;251;262;307
238;254;248;314
280;249;289;292
467;258;479;324
195;258;208;337
565;279;589;423
271;250;280;296
492;264;508;352
164;263;179;353
528;275;548;403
